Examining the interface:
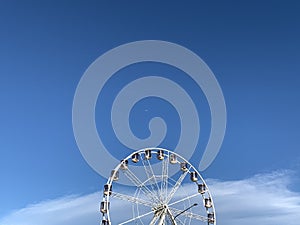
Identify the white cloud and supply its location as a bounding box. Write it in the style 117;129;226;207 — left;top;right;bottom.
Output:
0;193;101;225
1;171;300;225
208;170;300;225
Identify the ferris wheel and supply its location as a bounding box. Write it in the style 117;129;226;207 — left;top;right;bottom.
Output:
100;148;216;225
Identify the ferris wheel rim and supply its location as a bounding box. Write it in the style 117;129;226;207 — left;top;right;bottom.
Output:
101;147;216;225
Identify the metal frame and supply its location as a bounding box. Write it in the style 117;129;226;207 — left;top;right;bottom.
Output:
100;148;216;225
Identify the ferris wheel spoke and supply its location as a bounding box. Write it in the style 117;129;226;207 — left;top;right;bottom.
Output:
141;156;161;201
123;167;161;203
169;207;207;222
111;191;154;207
118;210;154;225
161;157;169;202
166;171;188;204
168;193;199;207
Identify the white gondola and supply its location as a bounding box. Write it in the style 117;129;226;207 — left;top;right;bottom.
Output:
190;171;198;182
103;184;112;196
100;201;110;213
101;219;109;225
208;212;215;224
180;162;188;172
111;170;119;181
205;197;212;208
120;159;128;170
157;150;164;160
131;153;139;163
169;154;177;164
145;149;152;159
198;183;206;194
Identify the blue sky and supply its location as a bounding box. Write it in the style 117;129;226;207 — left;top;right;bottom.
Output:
0;1;300;224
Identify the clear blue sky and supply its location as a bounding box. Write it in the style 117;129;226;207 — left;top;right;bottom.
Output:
0;0;300;221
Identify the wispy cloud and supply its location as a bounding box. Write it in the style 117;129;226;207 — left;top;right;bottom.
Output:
0;193;101;225
1;171;299;225
209;170;300;225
